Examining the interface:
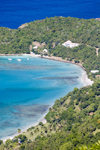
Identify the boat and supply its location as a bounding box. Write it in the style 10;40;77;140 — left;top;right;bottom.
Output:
8;58;12;61
17;59;21;62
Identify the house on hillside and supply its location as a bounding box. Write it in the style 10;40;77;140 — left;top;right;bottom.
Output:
43;49;48;55
62;40;79;48
43;49;48;53
33;46;38;49
96;75;100;78
91;70;99;74
32;41;46;52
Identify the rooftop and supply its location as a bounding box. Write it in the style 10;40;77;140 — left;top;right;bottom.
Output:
62;40;79;48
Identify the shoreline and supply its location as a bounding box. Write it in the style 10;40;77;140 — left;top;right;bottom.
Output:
40;55;93;86
0;53;93;86
0;53;85;70
41;55;86;70
0;53;93;142
2;111;48;142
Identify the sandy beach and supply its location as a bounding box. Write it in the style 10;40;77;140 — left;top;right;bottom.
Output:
40;55;93;86
80;72;93;87
41;55;86;70
0;53;93;87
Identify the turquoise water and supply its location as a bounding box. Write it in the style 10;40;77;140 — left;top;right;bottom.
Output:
0;56;84;139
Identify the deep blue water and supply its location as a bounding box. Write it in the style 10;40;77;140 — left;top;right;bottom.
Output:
0;56;84;139
0;0;100;28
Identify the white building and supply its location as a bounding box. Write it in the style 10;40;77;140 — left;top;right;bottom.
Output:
91;70;99;74
43;49;48;53
33;46;38;49
62;40;79;48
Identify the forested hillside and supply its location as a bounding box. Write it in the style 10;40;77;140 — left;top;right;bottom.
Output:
21;80;100;150
0;17;100;73
0;17;100;150
0;80;99;150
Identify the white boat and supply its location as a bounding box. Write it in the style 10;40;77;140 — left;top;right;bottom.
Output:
8;58;12;61
17;59;21;62
27;58;29;60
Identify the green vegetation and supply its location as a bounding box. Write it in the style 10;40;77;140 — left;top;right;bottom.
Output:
0;17;100;150
0;17;100;73
0;80;99;150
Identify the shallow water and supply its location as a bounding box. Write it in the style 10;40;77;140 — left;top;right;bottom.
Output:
0;56;84;139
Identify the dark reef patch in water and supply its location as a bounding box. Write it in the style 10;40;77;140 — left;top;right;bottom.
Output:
40;76;78;80
39;76;79;84
12;104;49;118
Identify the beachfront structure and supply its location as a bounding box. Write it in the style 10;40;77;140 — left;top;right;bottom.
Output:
30;52;34;54
33;46;38;49
43;49;48;53
62;40;79;48
91;70;99;74
96;75;100;78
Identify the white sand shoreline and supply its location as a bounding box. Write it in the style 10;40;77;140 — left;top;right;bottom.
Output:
2;111;48;142
0;53;93;142
80;71;93;87
0;53;93;87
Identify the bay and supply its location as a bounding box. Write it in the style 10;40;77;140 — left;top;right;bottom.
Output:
0;56;84;139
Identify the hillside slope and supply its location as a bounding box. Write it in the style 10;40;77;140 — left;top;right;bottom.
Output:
0;80;99;150
0;17;100;73
0;17;100;150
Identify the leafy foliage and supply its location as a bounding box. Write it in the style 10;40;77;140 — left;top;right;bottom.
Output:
0;17;100;72
0;17;100;150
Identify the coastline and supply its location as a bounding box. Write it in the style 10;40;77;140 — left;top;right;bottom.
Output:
39;55;93;86
2;111;48;142
0;53;93;142
41;55;86;70
0;53;93;86
0;53;85;70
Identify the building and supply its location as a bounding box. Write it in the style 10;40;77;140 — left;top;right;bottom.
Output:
33;46;38;49
43;49;48;53
62;40;79;48
90;70;99;74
